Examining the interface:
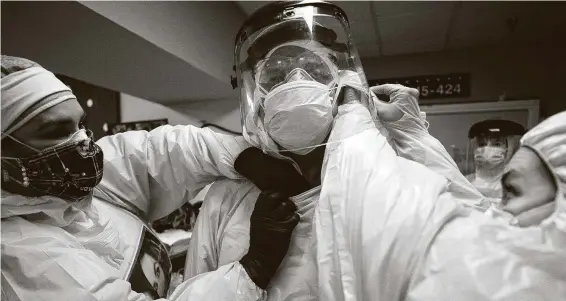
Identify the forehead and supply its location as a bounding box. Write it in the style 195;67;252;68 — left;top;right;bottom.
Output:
35;99;84;125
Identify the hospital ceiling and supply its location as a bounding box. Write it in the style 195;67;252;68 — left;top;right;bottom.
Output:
236;1;566;57
2;1;565;106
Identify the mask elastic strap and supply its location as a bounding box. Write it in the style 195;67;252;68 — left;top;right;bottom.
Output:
1;132;41;152
1;129;89;160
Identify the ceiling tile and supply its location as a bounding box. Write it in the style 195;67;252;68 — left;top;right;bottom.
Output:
348;21;378;44
333;1;376;43
333;1;373;20
372;1;456;17
356;43;380;58
447;1;544;49
379;8;452;42
510;2;566;45
382;38;444;56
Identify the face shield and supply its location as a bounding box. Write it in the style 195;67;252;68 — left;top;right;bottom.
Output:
466;120;526;176
233;1;371;157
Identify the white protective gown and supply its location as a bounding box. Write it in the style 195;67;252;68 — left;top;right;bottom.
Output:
182;96;491;300
1;125;267;301
317;99;566;300
185;180;320;301
466;172;503;205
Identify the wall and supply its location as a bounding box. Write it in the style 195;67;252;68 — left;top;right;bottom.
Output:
170;95;242;133
121;93;201;126
81;1;245;87
2;1;231;104
362;43;566;117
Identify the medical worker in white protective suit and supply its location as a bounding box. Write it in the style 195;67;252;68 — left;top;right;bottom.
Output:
464;119;526;205
186;1;565;300
0;55;300;301
368;84;566;300
186;1;479;300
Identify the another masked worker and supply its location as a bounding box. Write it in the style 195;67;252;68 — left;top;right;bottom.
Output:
185;1;380;300
465;119;526;205
0;55;299;301
362;83;566;300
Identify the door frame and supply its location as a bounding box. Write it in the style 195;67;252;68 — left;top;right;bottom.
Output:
420;100;540;129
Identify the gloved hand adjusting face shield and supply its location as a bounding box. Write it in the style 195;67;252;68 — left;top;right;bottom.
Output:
233;1;373;157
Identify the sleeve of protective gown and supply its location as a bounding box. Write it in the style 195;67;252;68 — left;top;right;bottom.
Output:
407;216;566;301
184;185;223;278
184;180;258;280
93;125;249;221
1;219;264;301
370;85;487;210
169;262;265;301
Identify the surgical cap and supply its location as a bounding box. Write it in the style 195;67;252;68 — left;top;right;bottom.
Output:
1;55;75;138
520;111;566;200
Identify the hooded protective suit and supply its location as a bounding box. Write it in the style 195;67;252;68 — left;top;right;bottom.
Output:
316;93;566;300
1;126;270;301
0;55;268;301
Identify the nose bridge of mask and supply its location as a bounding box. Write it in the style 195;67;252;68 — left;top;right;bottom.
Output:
44;129;89;152
1;129;89;159
286;68;315;82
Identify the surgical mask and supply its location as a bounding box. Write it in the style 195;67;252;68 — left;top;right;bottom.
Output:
475;146;506;168
1;129;104;201
262;69;335;155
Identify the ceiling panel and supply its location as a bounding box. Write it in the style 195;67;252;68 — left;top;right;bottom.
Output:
378;6;452;55
508;2;566;45
234;1;563;58
447;2;543;49
333;1;377;44
372;1;456;17
356;43;380;58
382;38;444;56
378;5;453;40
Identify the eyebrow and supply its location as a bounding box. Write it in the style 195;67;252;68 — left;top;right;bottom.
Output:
37;118;75;132
36;112;86;134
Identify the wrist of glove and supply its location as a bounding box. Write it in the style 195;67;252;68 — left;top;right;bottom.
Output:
240;191;300;289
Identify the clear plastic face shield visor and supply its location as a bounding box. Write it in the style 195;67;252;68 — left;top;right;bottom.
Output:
233;1;372;158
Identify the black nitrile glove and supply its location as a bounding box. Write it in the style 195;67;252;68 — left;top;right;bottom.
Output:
234;147;310;197
240;191;300;289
